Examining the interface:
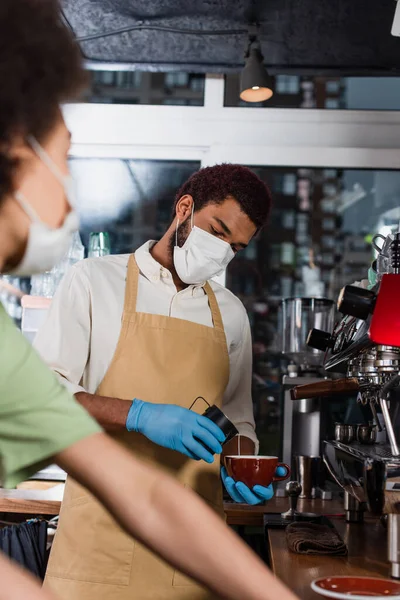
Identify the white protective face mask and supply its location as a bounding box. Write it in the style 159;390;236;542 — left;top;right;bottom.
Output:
8;136;79;277
173;207;235;285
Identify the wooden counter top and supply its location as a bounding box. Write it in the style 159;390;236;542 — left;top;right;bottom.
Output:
0;484;344;522
0;483;391;599
226;497;391;599
268;517;390;599
224;496;345;526
0;483;64;515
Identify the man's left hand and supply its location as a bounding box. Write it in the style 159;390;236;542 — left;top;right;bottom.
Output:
221;466;287;505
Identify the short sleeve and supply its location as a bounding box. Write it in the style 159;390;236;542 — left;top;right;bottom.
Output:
0;304;101;488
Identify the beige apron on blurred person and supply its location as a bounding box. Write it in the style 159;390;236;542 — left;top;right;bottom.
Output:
45;255;230;600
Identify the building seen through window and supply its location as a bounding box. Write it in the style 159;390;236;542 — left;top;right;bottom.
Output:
226;167;400;453
225;74;400;110
84;70;205;106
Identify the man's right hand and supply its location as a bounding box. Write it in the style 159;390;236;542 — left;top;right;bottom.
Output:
126;399;225;463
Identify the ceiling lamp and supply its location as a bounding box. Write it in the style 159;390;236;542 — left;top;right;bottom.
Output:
240;27;273;103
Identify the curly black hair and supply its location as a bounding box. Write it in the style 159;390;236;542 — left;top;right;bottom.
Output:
0;0;86;204
173;164;272;230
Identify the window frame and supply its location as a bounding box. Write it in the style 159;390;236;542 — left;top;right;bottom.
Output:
66;74;400;170
66;73;400;287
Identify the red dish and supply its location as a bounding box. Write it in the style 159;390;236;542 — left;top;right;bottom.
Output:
312;576;400;599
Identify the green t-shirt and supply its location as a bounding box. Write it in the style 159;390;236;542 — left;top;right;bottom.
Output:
0;303;101;488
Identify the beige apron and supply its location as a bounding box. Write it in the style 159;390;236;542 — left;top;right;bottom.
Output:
45;255;230;600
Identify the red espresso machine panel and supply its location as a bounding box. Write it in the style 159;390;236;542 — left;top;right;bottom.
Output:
369;274;400;347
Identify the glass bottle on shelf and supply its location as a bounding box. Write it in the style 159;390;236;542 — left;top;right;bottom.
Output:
0;276;23;322
88;232;111;258
30;231;85;297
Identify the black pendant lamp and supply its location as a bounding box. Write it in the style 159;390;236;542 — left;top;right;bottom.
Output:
240;28;273;103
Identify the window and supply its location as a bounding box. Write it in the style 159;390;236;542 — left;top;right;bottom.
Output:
68;158;200;254
283;173;297;195
226;166;400;454
163;98;187;105
83;71;205;106
324;169;338;179
165;73;189;88
272;173;297;195
275;75;300;95
325;80;341;94
1;159;200;325
325;98;340;109
224;75;400;110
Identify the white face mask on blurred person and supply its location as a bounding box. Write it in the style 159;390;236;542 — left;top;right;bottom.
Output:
8;136;79;276
173;206;235;285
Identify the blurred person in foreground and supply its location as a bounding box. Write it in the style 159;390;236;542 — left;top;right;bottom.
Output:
0;2;298;600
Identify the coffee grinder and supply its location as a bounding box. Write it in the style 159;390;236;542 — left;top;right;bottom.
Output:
277;297;335;498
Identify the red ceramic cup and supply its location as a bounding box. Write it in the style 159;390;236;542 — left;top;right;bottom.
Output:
224;455;290;489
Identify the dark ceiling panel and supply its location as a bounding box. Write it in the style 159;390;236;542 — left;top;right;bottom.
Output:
61;0;400;74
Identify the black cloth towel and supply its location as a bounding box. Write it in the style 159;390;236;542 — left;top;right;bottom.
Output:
0;520;48;579
286;521;347;556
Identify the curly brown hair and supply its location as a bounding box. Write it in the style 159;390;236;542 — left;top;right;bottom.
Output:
173;164;272;230
0;0;86;204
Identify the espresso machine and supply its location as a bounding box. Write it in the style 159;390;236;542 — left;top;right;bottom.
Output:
277;297;335;498
292;230;400;578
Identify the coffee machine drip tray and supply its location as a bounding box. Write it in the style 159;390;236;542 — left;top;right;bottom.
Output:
333;442;400;461
324;440;400;515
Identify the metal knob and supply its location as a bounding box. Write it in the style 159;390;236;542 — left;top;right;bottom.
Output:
281;481;302;520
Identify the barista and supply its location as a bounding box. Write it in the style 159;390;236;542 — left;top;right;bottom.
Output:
36;164;284;600
0;2;299;600
35;164;284;600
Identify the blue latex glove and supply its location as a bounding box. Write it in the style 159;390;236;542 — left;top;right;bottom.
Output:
126;399;226;463
221;466;288;505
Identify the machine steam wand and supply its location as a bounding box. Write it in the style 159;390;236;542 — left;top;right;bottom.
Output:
380;375;400;457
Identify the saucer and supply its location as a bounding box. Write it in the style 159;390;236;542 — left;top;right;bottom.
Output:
311;576;400;599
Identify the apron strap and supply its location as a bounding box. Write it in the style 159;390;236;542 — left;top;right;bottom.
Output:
124;254;225;334
123;254;140;316
203;282;224;333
